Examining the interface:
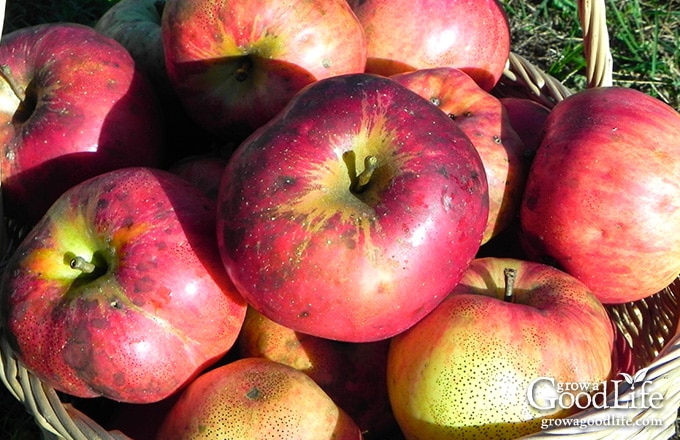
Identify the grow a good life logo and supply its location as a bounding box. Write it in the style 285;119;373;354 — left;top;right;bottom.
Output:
527;367;665;430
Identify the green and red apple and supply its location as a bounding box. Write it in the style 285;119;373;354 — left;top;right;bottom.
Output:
0;167;248;403
520;86;680;304
155;357;363;439
162;0;367;141
0;23;166;225
237;306;398;436
216;73;489;342
387;257;614;439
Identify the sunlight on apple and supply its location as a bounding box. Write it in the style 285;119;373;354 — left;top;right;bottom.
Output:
408;216;435;247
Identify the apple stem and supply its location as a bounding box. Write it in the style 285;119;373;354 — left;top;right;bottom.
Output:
352;155;379;193
0;64;26;103
503;267;517;302
234;58;252;82
69;256;97;274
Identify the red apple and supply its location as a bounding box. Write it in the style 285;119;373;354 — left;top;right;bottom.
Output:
500;97;551;156
237;306;398;437
168;154;228;200
0;167;248;403
349;0;510;90
391;67;529;244
217;73;489;342
0;23;165;225
387;257;614;439
155;357;363;439
161;0;367;142
520;86;680;304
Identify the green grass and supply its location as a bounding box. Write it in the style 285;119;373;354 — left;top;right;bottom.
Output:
502;0;680;110
0;0;679;439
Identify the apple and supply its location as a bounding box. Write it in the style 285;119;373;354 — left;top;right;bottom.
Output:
168;153;228;200
95;0;168;89
217;73;489;342
161;0;367;142
0;23;166;226
520;86;680;304
349;0;510;90
387;257;614;439
500;97;551;157
0;167;248;403
94;0;224;163
391;67;529;244
237;306;398;437
155;357;363;439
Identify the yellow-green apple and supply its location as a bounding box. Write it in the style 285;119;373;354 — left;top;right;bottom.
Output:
520;86;680;304
387;257;614;439
237;306;398;437
161;0;367;142
391;67;529;244
217;73;489;342
349;0;510;91
95;0;168;88
0;23;166;226
155;357;363;439
500;97;551;157
0;167;248;403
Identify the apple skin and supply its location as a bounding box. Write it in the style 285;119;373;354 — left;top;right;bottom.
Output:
0;167;248;403
237;306;398;437
0;23;166;226
349;0;510;91
155;357;364;439
168;154;228;200
162;0;367;141
391;67;529;244
500;97;551;157
520;86;680;304
387;257;614;439
95;0;168;88
217;73;489;342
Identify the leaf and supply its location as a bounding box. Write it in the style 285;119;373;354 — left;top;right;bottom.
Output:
620;372;634;385
633;367;651;387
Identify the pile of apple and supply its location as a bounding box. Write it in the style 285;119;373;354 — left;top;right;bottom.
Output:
1;0;680;439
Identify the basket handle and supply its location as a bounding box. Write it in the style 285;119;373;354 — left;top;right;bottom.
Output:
579;0;613;88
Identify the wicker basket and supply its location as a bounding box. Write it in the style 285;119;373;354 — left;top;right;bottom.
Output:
1;0;679;439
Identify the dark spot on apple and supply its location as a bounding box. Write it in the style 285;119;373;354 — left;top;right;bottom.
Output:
436;166;450;179
279;176;296;186
134;276;156;294
97;198;109;210
430;97;441;106
493;135;502;144
113;371;126;388
110;299;122;309
246;387;261;400
523;192;538;211
297;310;309;318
